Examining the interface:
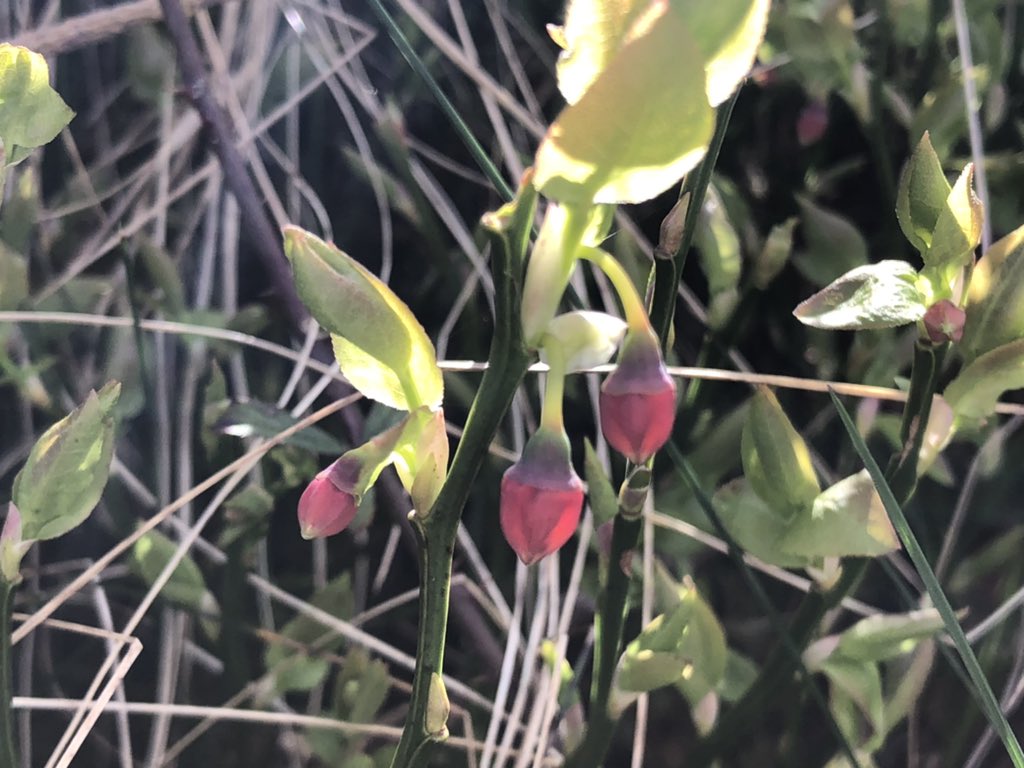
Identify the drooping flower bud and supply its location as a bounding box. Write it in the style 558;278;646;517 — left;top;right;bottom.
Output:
599;327;677;463
298;456;361;539
500;427;584;565
922;299;966;344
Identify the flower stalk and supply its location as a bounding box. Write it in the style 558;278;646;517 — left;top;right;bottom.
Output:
1;579;17;768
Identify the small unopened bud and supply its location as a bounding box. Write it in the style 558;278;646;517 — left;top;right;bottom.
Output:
1;502;27;583
500;427;584;565
297;457;361;539
923;299;966;344
600;328;677;463
796;101;828;146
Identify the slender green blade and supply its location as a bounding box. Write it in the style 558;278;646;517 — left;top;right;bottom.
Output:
829;388;1024;767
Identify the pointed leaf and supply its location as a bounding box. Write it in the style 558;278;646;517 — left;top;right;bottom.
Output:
925;164;983;270
896;133;951;254
0;44;75;166
793;196;868;287
780;470;900;559
834;608;944;663
752;217;797;289
283;226;442;411
944;338;1024;422
583;439;618;526
793;260;927;330
13;382;120;542
963;223;1024;361
216;400;345;454
741;387;819;518
130;528;219;621
534;1;714;204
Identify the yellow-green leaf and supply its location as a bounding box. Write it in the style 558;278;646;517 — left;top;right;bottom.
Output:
13;382;120;542
670;0;770;106
533;1;714;204
0;44;75;166
925;163;982;270
944;338;1024;423
283;226;442;411
962;223;1024;362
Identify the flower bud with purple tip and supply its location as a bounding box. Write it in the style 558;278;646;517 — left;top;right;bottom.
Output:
600;327;677;463
298;456;361;539
500;427;584;565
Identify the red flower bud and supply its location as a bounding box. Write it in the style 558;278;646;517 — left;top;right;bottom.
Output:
298;456;361;539
600;329;677;463
500;428;584;565
923;299;966;344
796;101;828;146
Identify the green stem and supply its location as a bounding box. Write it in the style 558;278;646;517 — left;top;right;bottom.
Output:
389;210;529;768
648;91;739;346
563;503;643;768
539;337;567;433
1;579;18;768
579;247;649;331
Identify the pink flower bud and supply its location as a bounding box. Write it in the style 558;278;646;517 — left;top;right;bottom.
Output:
923;299;966;344
298;456;361;539
500;428;584;565
600;329;677;463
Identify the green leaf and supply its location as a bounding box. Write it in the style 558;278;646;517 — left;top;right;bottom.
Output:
963;224;1024;362
752;217;797;290
793;260;928;330
833;608;944;664
741;387;820;519
130;528;219;621
0;44;75;166
793;196;869;287
695;184;742;329
13;381;120;542
555;0;651;104
283;226;442;411
779;471;900;559
215;400;345;455
613;578;727;706
713;478;812;568
265;573;354;693
0;240;27;310
944;338;1024;423
821;657;885;750
390;407;449;514
896;132;951;254
583;439;618;526
925;164;983;271
480;167;540;276
533;2;714;204
670;0;771;106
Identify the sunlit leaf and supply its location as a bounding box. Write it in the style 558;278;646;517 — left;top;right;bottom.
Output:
833;608;944;663
793;261;927;330
671;0;770;106
963;223;1024;362
283;226;442;411
780;471;900;559
926;164;982;270
0;44;75;166
542;311;627;372
944;338;1024;422
534;1;714;204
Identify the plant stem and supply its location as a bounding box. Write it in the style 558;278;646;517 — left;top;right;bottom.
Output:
389;205;529;768
648;91;738;346
563;502;643;768
579;247;649;330
1;579;18;768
